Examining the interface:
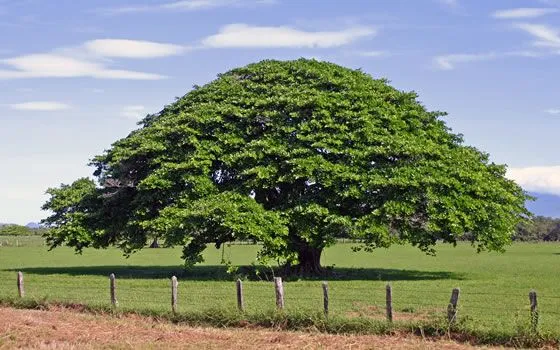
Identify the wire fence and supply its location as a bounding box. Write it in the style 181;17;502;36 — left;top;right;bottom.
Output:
5;271;559;334
0;236;45;247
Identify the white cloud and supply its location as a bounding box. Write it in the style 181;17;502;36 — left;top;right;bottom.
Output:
438;0;459;7
1;26;373;79
506;50;545;58
2;54;101;77
436;23;560;70
515;23;560;47
436;0;464;13
492;7;559;19
507;166;560;195
202;24;375;49
91;88;105;93
434;53;497;70
162;0;242;10
84;39;185;58
433;50;544;70
0;54;165;80
74;26;105;34
88;69;166;80
0;38;185;80
9;101;70;111
355;50;388;57
545;108;560;114
121;105;146;119
104;0;275;14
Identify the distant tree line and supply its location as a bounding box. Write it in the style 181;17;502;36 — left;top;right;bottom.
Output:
457;216;559;242
512;216;560;241
0;224;47;236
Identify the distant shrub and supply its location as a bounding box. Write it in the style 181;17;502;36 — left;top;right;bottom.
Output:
0;224;45;236
513;216;560;241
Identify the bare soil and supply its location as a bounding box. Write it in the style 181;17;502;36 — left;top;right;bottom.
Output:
0;307;503;349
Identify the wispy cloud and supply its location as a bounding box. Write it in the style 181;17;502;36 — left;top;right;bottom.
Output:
492;7;559;19
438;0;459;8
0;38;184;80
515;23;560;47
436;0;464;14
9;101;70;111
507;166;560;195
432;0;470;16
84;39;186;58
537;0;560;6
103;0;275;15
0;54;165;80
437;22;560;70
434;50;544;70
0;25;377;80
545;108;560;114
201;24;375;48
354;50;388;57
73;26;104;34
121;105;146;119
434;53;497;70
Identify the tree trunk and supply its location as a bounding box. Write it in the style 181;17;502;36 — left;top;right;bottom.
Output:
291;244;323;275
149;237;160;248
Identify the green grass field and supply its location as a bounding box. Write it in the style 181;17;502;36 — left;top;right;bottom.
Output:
1;237;559;341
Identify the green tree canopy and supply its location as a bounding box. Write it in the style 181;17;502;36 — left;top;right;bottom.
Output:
42;59;530;274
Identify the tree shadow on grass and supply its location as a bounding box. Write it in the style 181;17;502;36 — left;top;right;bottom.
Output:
9;265;464;281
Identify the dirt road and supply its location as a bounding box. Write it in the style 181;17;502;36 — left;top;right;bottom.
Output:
0;307;501;349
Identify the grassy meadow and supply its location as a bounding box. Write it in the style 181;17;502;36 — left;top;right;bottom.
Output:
1;236;559;342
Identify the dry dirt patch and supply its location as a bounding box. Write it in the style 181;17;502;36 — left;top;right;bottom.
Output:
0;307;501;349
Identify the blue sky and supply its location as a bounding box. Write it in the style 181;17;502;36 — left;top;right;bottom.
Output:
1;0;560;224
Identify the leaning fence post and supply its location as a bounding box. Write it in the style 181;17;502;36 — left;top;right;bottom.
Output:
386;284;393;322
447;287;460;324
171;276;178;314
236;279;244;312
274;277;284;310
109;273;118;307
529;290;539;332
322;281;329;317
17;272;24;298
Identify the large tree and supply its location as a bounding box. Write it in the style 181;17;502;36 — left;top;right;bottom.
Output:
42;59;529;274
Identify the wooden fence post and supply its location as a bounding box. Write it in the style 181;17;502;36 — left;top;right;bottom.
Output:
322;281;329;317
274;277;284;310
529;290;538;332
171;276;178;314
236;279;244;312
447;288;460;324
386;284;393;322
109;273;118;307
17;272;24;298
